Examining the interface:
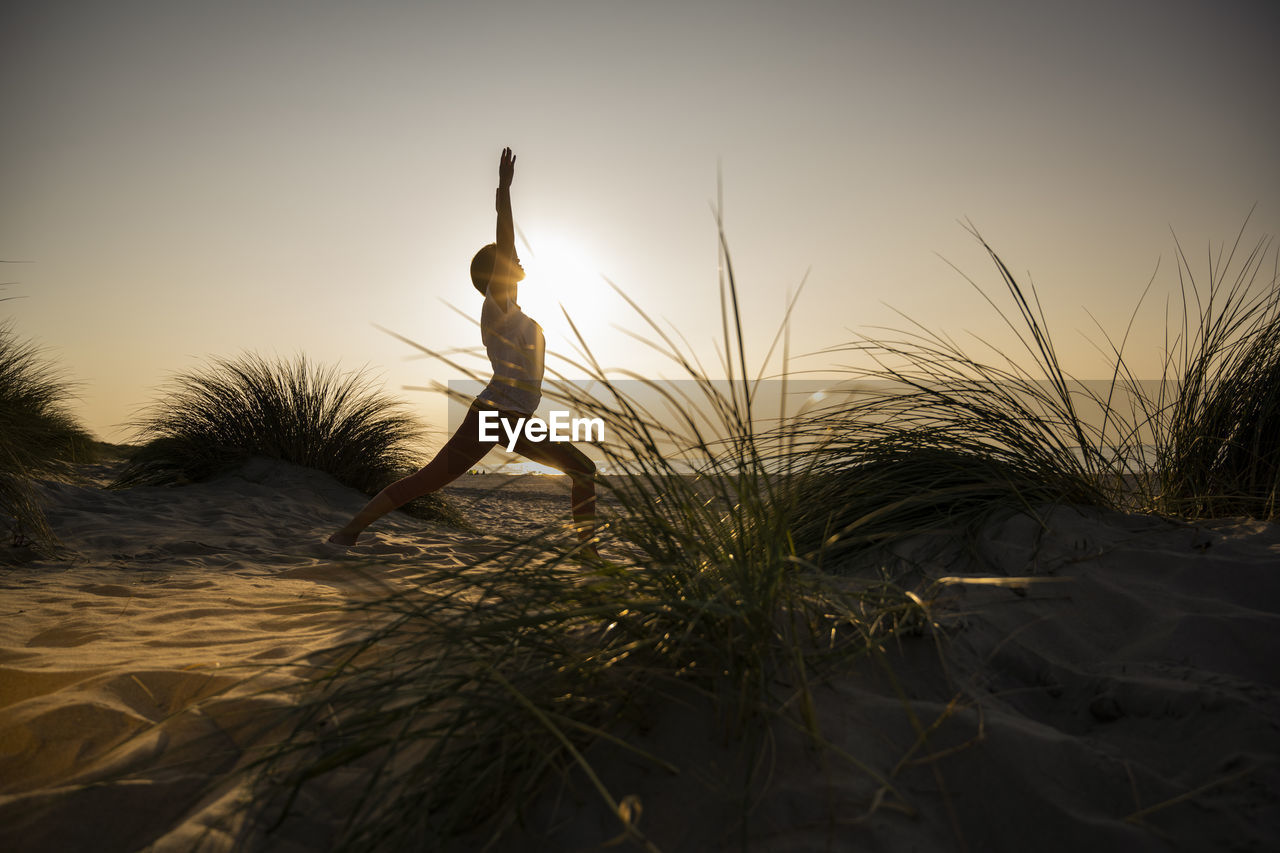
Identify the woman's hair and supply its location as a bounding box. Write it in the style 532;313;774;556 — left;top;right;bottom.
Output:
470;243;499;295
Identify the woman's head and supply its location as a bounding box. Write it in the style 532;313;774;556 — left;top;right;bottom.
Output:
470;243;525;295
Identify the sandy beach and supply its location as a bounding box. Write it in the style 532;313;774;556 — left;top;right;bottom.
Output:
1;458;1278;851
0;461;582;851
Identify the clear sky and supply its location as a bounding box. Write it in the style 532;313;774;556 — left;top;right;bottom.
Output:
4;0;1278;445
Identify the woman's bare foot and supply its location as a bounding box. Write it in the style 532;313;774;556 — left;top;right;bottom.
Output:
327;530;358;546
574;543;606;564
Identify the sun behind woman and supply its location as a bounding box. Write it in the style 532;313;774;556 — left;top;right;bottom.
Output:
517;230;612;347
328;148;598;554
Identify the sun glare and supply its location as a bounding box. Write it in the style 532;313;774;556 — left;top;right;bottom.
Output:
519;231;615;348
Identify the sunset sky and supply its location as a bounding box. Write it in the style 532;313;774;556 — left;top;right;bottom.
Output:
4;0;1278;445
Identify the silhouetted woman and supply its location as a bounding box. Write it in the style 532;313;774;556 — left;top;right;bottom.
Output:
329;148;597;548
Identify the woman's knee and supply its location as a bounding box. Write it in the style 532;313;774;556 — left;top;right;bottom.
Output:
565;449;596;481
382;469;430;507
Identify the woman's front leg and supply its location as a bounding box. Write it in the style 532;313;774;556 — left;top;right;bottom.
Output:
515;438;599;548
328;412;491;544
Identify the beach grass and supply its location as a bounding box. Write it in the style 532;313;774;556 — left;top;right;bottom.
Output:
112;353;464;526
0;317;93;546
789;222;1280;574
783;226;1139;568
1145;229;1280;518
241;220;1278;849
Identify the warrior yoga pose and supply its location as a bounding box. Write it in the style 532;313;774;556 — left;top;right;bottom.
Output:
328;148;597;548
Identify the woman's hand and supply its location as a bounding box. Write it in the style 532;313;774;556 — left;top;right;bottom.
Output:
499;147;516;189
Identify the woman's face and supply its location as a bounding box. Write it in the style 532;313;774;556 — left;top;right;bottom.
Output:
504;254;526;283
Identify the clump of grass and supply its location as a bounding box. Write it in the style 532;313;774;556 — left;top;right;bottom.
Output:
114;353;463;526
0;318;93;545
784;227;1134;565
1146;229;1280;518
787;220;1280;570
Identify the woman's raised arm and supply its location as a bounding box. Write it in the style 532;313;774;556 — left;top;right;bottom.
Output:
496;147;516;256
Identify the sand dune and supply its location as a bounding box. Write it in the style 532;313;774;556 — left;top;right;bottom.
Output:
496;507;1280;852
1;459;1277;851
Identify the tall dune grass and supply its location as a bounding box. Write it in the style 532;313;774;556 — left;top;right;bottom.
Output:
0;319;92;545
784;227;1141;565
788;222;1280;570
114;353;463;525
1146;230;1280;518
